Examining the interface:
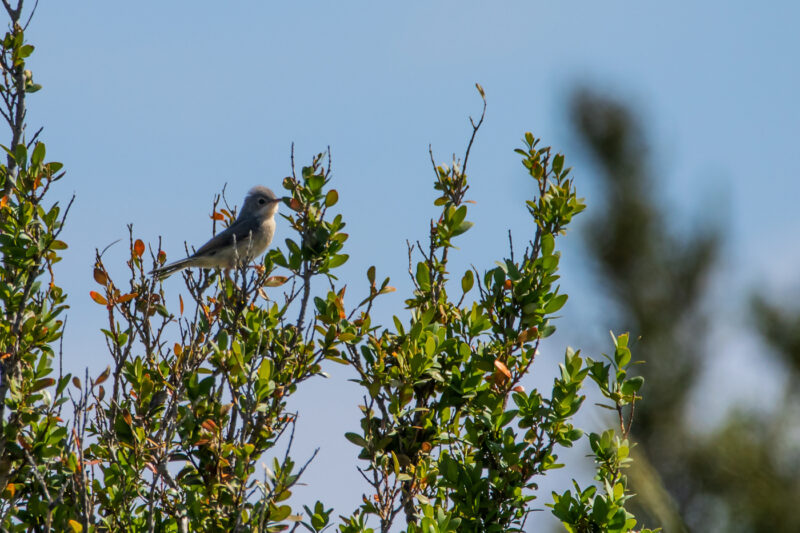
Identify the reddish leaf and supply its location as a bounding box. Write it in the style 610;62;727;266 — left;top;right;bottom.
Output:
157;250;167;264
210;211;225;221
32;378;55;392
201;420;218;432
95;366;110;385
72;377;81;389
179;294;184;315
289;198;302;211
89;291;107;305
503;279;512;290
133;239;145;257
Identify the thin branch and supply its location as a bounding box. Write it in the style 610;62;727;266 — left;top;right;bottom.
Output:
462;90;487;175
22;0;36;30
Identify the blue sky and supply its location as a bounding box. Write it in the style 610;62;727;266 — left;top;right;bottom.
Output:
21;1;800;529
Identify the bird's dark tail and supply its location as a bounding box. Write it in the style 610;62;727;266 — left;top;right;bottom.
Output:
149;257;194;280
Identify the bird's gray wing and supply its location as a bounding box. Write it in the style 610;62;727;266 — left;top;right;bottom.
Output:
193;215;259;257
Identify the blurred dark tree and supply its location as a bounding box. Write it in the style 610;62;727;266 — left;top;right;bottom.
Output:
568;90;800;532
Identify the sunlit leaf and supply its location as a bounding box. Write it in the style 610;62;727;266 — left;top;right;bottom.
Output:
117;292;137;304
494;359;512;379
89;291;107;305
133;239;145;257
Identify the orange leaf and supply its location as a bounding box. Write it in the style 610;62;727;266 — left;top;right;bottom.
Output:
179;294;184;315
494;359;512;379
123;412;132;425
512;385;526;393
89;291;108;305
134;239;145;257
503;279;512;290
289;198;302;211
117;292;137;304
157;250;167;264
201;420;218;432
95;366;110;385
174;343;183;356
421;442;432;453
210;211;225;221
72;377;81;389
264;276;288;287
0;196;7;208
93;267;108;286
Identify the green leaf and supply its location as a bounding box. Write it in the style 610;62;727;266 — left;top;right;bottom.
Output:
328;254;349;269
451;220;473;237
545;293;568;313
621;376;644;396
258;359;273;381
344;432;368;448
416;262;430;291
553;153;564;175
461;269;474;293
324;189;338;207
307;174;324;192
540;233;555;256
31;142;45;166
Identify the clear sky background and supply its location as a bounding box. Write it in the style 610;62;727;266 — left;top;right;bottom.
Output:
20;2;800;530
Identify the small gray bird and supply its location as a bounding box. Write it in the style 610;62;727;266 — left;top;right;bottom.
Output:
151;186;281;279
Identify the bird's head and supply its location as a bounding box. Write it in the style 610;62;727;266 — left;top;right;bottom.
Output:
242;185;282;220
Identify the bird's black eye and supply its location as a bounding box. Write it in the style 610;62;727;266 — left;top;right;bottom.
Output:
258;198;266;205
